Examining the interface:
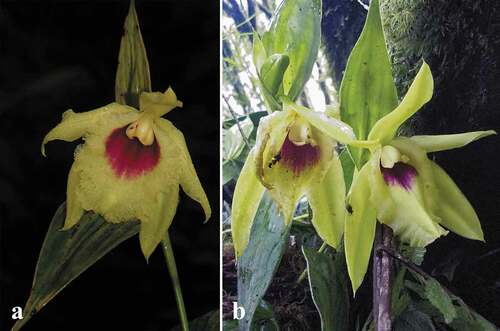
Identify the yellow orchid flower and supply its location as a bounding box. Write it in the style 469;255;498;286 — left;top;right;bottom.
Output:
42;88;211;260
231;99;377;257
345;61;496;293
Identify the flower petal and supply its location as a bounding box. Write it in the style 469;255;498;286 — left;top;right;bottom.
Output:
140;87;183;118
410;130;496;153
307;152;346;249
155;119;211;222
430;161;484;241
254;110;294;186
42;103;138;156
345;163;377;295
369;61;434;143
139;185;179;261
389;137;437;216
283;100;378;147
381;184;448;247
262;124;334;223
231;149;266;257
62;163;84;230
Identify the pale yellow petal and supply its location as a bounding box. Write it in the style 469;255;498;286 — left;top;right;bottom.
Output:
231;149;266;257
139;185;179;260
155;119;211;221
430;161;484;241
345;163;377;295
42;103;137;156
369;61;434;143
410;130;496;153
307;153;345;249
62;162;84;230
382;185;448;247
140;87;183;118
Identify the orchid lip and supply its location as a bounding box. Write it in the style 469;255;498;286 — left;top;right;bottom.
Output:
380;162;417;190
279;135;320;175
105;125;160;179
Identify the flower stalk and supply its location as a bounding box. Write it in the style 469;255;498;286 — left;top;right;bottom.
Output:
162;232;189;331
372;224;393;331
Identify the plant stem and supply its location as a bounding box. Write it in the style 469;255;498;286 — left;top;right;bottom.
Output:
162;232;189;331
373;224;393;331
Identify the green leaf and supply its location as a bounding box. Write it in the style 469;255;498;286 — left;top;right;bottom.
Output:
223;160;243;185
259;53;290;98
391;268;411;319
339;0;398;168
264;0;321;101
237;192;291;330
424;278;457;324
393;308;436;331
170;310;220;331
302;247;350;331
115;0;151;108
12;204;139;331
450;302;497;331
223;118;254;161
339;149;355;191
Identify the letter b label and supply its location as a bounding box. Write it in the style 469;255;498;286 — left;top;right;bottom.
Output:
233;301;245;320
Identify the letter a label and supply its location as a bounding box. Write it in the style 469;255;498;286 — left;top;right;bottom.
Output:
12;306;23;320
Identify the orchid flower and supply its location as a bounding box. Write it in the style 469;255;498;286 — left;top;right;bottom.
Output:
345;61;496;293
231;100;376;257
42;88;211;260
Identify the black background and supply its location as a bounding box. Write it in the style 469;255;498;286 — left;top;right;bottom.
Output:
0;0;219;330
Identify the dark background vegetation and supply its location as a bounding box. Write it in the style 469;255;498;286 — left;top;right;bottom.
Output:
0;1;219;330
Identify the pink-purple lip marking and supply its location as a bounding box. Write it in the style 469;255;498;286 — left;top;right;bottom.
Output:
280;135;320;175
380;162;417;190
105;126;160;179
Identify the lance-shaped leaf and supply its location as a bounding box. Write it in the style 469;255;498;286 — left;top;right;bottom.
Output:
11;204;139;331
263;0;321;101
303;247;350;331
115;0;151;108
345;164;377;295
339;0;398;168
237;192;291;330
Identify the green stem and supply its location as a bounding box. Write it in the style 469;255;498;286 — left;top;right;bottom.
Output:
162;232;189;331
296;242;328;284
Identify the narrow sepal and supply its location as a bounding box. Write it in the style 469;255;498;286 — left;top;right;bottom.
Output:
369;61;434;144
410;130;496;153
155;119;211;222
139;186;179;261
345;164;377;295
431;161;484;241
42;103;136;156
307;153;346;249
62;163;84;230
231;150;266;257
